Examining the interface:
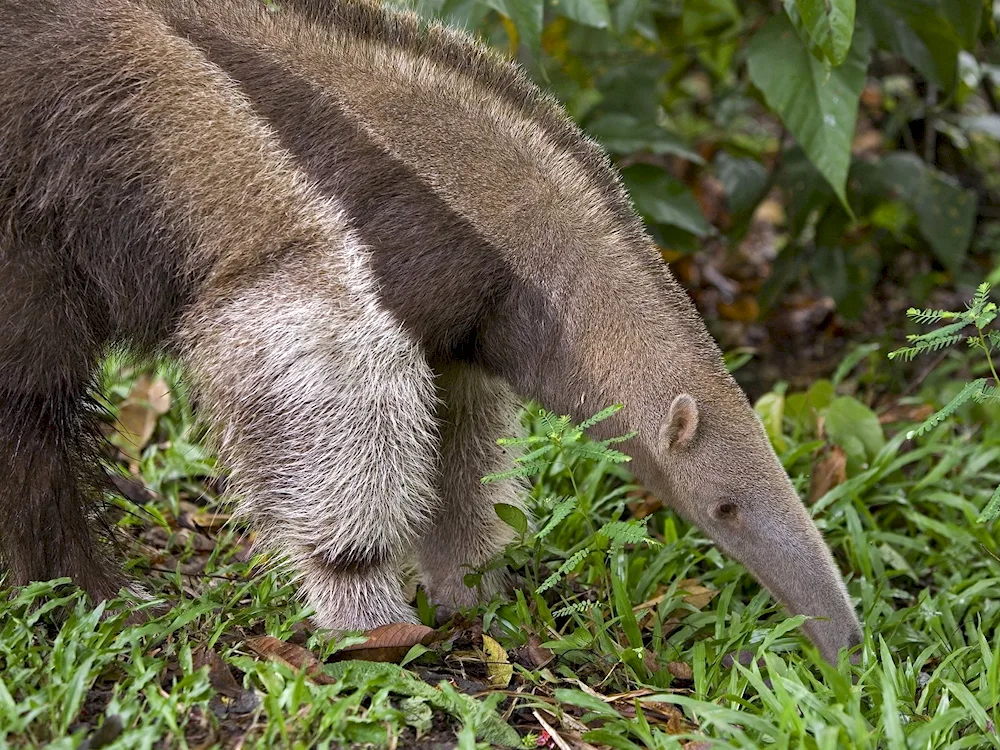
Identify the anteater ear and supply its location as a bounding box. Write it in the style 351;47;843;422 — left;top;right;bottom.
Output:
660;393;699;451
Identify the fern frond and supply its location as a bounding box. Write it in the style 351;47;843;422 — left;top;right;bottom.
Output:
601;431;638;446
566;442;632;464
579;404;624;430
515;445;554;466
597;520;652;549
969;282;993;314
904;320;969;343
887;346;920;362
973;304;997;330
977;482;1000;523
551;600;595;618
496;435;545;447
909;378;988;438
480;461;547;484
889;333;967;361
966;283;997;328
536;497;579;540
536;570;563;594
905;307;960;324
973;385;1000;404
536;549;589;593
538;411;572;437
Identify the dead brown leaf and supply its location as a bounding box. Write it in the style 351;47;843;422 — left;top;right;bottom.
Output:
111;375;172;461
633;579;718;614
114;402;158;459
626;490;665;520
195;648;260;717
667;661;693;681
245;636;334;684
177;510;232;532
676;579;719;610
808;445;847;504
526;634;554;669
331;622;436;663
695;174;729;229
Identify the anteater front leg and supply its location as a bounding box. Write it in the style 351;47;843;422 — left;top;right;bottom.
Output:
417;363;527;614
0;389;127;602
180;255;439;631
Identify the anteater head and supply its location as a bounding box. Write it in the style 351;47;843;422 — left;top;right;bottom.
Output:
637;380;863;664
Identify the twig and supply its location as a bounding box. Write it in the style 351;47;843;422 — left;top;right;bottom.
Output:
532;709;574;750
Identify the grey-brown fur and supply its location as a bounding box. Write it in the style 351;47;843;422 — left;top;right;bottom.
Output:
0;0;862;661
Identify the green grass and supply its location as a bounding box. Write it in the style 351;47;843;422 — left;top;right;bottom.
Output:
2;355;1000;749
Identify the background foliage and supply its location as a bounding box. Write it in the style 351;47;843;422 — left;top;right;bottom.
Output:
394;0;997;322
5;0;1000;748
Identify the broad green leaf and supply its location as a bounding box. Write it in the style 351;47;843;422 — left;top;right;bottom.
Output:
792;0;856;65
807;379;836;412
553;688;621;717
785;379;834;436
916;172;978;272
754;391;787;452
747;15;870;209
483;0;543;50
552;0;611;28
823;396;885;466
621;164;712;237
682;0;741;40
715;152;768;220
586;114;704;163
436;0;492;27
861;0;964;90
613;0;650;35
810;213;882;318
493;502;529;535
861;153;977;273
595;63;669;123
940;0;985;48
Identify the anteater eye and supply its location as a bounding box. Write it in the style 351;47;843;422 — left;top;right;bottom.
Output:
714;501;738;520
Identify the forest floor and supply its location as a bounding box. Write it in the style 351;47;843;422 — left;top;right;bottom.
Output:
3;278;1000;748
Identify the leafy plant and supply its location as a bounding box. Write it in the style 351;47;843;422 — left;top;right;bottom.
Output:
480;404;655;596
395;0;996;316
889;281;1000;521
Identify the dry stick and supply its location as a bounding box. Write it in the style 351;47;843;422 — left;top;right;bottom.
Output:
531;709;574;750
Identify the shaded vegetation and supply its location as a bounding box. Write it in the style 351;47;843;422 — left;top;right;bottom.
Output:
4;347;1000;747
4;0;1000;747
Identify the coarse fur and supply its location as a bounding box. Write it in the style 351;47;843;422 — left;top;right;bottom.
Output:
0;0;862;661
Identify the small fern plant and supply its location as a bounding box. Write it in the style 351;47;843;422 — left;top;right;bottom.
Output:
888;282;1000;522
473;404;657;599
